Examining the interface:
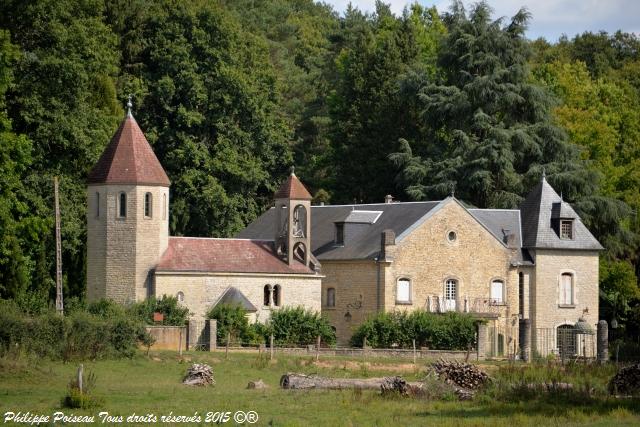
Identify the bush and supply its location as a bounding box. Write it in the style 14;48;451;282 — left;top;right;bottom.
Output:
350;310;477;350
207;304;258;345
266;307;335;346
0;306;153;360
129;296;190;326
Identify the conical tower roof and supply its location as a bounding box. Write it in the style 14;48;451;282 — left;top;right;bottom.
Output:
88;112;170;186
274;169;312;200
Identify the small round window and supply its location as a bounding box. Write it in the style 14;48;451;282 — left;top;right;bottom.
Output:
447;231;457;242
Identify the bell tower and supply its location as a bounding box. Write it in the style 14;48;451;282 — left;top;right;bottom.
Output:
274;168;312;267
86;98;170;303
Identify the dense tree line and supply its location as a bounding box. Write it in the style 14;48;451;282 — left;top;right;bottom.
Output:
0;0;637;335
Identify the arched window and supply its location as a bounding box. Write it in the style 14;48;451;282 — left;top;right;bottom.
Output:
177;291;184;302
396;278;411;304
144;192;153;218
326;288;336;307
264;285;272;306
560;273;574;305
491;280;505;304
273;285;281;307
95;192;100;218
162;193;167;220
118;192;127;217
445;279;457;311
292;205;307;237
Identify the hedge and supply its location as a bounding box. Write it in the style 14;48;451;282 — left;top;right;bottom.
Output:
350;310;477;350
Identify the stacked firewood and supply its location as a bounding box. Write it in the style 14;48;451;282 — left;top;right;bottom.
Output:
183;363;215;386
431;360;490;390
608;363;640;396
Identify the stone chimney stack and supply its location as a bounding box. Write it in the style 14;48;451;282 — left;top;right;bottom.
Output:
380;229;396;261
384;194;393;204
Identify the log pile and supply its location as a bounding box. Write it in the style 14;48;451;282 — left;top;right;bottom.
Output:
431;360;490;390
608;363;640;396
183;363;215;386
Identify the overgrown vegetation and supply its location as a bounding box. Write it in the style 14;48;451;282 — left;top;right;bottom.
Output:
0;299;154;360
208;305;335;346
350;310;477;350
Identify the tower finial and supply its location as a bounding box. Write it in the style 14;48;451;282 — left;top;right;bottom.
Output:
126;94;133;117
290;165;295;176
450;182;456;198
542;166;546;181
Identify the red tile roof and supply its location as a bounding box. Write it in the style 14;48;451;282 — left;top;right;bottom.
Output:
274;173;312;200
87;114;170;186
156;237;316;275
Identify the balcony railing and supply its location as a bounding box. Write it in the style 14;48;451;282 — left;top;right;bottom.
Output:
424;296;506;316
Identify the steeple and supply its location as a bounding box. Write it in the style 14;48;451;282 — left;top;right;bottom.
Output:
274;167;312;267
87;103;170;186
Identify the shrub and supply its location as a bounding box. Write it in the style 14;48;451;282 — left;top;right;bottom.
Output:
350;310;477;350
266;307;335;346
0;307;152;360
61;369;103;409
129;296;189;326
207;304;255;345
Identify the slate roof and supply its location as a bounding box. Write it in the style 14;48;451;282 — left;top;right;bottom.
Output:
342;210;383;224
213;287;258;312
239;201;442;260
88;113;170;186
274;173;312;200
520;177;603;250
156;237;316;274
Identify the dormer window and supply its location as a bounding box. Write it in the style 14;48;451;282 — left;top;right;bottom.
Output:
335;223;344;245
560;220;573;239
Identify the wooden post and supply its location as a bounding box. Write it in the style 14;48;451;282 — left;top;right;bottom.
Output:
225;332;230;359
270;334;274;361
363;336;367;361
77;364;84;394
178;328;183;356
54;177;63;315
412;339;416;365
316;335;321;362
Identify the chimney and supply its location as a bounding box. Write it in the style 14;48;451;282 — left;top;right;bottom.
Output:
380;229;396;260
384;194;393;204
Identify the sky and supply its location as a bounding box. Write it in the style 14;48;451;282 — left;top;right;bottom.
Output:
323;0;640;41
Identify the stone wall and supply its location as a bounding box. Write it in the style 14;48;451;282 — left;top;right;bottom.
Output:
320;261;380;345
145;326;187;351
155;272;321;321
86;184;169;303
530;249;599;348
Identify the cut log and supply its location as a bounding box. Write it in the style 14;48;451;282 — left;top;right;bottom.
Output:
280;373;421;391
247;379;268;389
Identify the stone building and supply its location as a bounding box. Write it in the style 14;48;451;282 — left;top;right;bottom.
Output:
240;175;603;357
86;108;322;323
87;106;603;357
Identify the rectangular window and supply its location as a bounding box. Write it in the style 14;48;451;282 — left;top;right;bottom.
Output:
491;281;504;304
119;193;127;217
144;192;152;218
327;288;336;307
335;223;344;245
560;273;573;305
560;220;573;239
397;279;411;303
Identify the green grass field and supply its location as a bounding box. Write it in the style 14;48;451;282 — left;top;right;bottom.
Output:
1;351;639;426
